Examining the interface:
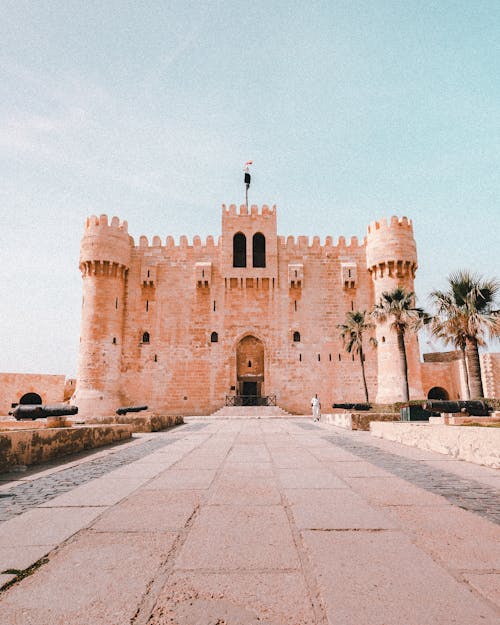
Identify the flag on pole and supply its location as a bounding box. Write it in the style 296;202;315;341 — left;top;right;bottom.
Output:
244;160;252;186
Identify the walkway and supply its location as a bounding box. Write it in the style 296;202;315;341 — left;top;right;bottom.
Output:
0;418;499;624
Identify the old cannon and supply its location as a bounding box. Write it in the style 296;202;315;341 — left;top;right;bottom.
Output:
332;403;371;411
9;404;79;421
115;405;148;415
423;400;491;417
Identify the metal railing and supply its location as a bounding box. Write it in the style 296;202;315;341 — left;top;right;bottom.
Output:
225;395;277;407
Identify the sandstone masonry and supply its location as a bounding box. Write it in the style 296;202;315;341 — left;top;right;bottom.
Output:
73;205;430;416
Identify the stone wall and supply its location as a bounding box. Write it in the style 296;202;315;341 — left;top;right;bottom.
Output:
0;425;131;472
0;373;66;416
370;422;500;468
74;206;428;417
322;412;400;431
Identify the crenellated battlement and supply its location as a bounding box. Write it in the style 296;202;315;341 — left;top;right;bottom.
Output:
278;234;364;253
136;234;218;249
222;203;276;216
85;214;129;233
367;215;413;236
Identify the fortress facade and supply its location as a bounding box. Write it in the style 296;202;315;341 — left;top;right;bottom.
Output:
72;204;439;416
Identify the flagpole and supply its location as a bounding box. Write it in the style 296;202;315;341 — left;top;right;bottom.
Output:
244;161;252;208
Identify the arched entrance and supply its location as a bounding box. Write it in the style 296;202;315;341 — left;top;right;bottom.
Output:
19;392;42;405
236;336;264;405
427;386;449;400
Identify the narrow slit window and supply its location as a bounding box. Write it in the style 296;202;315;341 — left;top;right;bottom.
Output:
146;300;149;312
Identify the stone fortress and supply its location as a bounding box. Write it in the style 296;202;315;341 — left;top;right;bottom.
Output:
71;204;499;417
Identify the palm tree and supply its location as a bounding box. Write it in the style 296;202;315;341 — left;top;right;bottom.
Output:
430;306;470;399
430;271;500;398
337;311;375;403
371;287;429;402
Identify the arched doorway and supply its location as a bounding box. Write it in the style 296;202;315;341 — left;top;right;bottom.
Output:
427;386;449;400
19;392;42;405
236;336;264;405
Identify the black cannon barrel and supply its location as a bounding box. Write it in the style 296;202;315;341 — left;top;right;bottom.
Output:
10;404;79;420
423;400;490;416
115;405;148;415
332;403;371;411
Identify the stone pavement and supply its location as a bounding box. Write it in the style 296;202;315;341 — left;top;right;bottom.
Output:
0;418;498;624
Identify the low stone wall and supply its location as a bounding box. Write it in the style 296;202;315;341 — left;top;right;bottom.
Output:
321;412;400;431
0;425;132;472
370;422;500;468
84;413;184;432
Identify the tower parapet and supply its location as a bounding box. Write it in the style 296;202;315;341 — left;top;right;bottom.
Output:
74;214;133;416
366;216;417;283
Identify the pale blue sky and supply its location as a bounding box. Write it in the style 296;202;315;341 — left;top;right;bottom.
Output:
0;0;499;375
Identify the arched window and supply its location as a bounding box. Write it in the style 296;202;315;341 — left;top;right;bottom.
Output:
233;233;246;267
142;331;150;343
293;331;301;342
252;232;266;267
210;331;218;343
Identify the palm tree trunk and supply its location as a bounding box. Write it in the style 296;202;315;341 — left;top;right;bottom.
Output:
460;346;471;400
465;337;484;398
359;347;369;403
397;327;410;402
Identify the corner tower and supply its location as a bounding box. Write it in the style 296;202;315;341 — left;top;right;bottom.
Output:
366;216;424;402
73;214;132;416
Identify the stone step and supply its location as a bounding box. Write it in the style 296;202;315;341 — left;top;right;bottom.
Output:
210;405;293;418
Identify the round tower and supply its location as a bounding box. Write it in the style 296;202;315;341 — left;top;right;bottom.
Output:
73;214;132;416
366;216;424;403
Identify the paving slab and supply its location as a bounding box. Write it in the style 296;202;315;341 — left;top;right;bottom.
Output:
150;571;316;625
285;488;398;530
37;476;146;507
462;572;500;607
209;477;281;506
343;475;454;507
144;468;217;490
269;451;322;468
0;573;16;588
176;505;300;570
385;503;500;571
0;530;177;625
227;444;270;463
173;453;228;469
276;467;347;489
303;530;499;625
92;489;201;532
326;459;394;477
0;506;106;548
0;545;53;573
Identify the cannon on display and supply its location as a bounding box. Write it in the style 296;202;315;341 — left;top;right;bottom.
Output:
332;403;371;411
115;405;148;415
10;404;79;421
423;400;491;416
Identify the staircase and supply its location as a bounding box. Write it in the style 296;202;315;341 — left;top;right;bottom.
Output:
210;405;294;418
